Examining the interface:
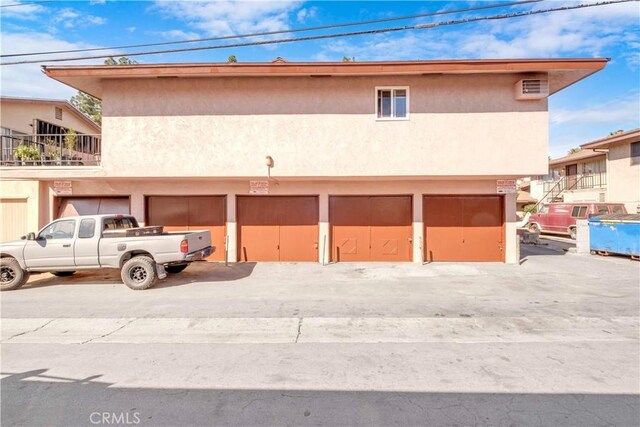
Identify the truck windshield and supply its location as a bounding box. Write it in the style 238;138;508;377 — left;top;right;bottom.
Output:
103;217;138;231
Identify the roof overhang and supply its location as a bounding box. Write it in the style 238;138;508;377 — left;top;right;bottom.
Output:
42;58;609;100
549;150;606;167
580;128;640;150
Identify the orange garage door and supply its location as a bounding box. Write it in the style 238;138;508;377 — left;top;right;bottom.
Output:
331;196;412;262
423;195;504;262
56;197;130;218
237;196;318;262
146;196;226;261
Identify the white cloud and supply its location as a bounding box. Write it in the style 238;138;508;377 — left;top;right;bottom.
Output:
296;6;316;23
315;1;640;64
160;29;200;40
87;16;107;25
126;26;137;33
153;0;300;37
0;0;45;20
550;93;640;126
89;0;106;5
52;7;106;28
0;32;113;99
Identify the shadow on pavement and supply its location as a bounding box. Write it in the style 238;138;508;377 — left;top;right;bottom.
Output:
1;369;638;426
22;262;257;291
519;242;568;261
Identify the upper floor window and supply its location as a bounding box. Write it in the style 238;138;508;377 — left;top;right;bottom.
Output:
376;87;409;120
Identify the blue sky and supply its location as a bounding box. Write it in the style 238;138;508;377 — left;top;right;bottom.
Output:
1;0;639;157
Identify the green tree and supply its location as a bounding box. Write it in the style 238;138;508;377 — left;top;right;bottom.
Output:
567;147;581;155
342;56;355;62
227;55;237;63
70;57;137;126
104;56;138;65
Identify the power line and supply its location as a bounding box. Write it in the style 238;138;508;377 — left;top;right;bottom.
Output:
1;0;543;58
1;0;635;66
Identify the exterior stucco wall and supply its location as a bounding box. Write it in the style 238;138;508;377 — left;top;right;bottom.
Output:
101;74;548;178
608;143;640;213
562;189;606;203
42;178;519;264
0;101;99;135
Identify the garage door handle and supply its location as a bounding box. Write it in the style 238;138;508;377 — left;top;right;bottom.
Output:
63;244;71;247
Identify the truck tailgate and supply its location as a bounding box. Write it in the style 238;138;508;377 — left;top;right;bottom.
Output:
183;230;212;253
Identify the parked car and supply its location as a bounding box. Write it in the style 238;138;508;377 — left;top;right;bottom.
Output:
527;202;627;239
0;215;213;291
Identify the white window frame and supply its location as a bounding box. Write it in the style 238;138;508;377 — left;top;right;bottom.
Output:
374;86;410;121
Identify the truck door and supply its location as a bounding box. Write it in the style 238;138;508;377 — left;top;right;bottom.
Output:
23;219;77;268
73;217;100;267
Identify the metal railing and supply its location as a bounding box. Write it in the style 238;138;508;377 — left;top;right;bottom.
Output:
535;172;607;210
0;134;101;166
542;172;607;193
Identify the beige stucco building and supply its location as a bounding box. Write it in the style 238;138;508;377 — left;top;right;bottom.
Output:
581;129;640;213
0;58;607;263
0;97;101;241
529;129;640;213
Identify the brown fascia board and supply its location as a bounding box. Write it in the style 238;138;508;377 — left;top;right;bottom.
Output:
42;58;609;100
549;150;606;167
581;128;640;150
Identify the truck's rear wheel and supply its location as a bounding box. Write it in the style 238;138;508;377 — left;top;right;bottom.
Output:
0;258;29;291
166;264;188;274
52;271;75;277
569;227;577;240
121;256;157;290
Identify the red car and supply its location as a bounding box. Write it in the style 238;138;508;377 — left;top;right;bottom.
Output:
528;202;627;239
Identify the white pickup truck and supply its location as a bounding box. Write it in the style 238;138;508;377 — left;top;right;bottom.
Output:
0;214;213;291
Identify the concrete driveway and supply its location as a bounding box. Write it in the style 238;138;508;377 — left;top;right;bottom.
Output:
1;245;639;426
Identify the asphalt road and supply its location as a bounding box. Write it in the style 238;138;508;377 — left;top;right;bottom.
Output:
2;245;639;426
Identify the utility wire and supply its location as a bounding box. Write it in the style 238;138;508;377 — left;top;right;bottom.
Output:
1;0;635;66
1;0;543;58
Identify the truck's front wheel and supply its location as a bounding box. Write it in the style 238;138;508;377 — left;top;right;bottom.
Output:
121;256;157;290
0;258;29;291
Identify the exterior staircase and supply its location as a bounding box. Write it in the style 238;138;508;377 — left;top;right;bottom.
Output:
533;175;586;211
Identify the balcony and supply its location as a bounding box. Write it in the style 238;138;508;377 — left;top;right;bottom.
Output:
1;133;101;167
542;172;607;193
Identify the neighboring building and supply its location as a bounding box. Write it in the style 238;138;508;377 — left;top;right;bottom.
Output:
0;58;607;263
581;129;640;213
530;129;639;214
0;97;101;241
530;149;607;205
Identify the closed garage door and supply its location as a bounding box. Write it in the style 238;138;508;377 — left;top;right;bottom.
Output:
1;198;28;241
56;197;130;218
423;195;503;262
237;196;318;262
146;196;226;262
331;196;412;262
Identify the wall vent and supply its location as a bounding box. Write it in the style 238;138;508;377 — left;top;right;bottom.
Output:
515;79;549;100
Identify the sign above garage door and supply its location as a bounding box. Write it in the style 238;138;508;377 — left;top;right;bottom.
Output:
496;180;516;194
249;180;269;195
53;180;72;195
